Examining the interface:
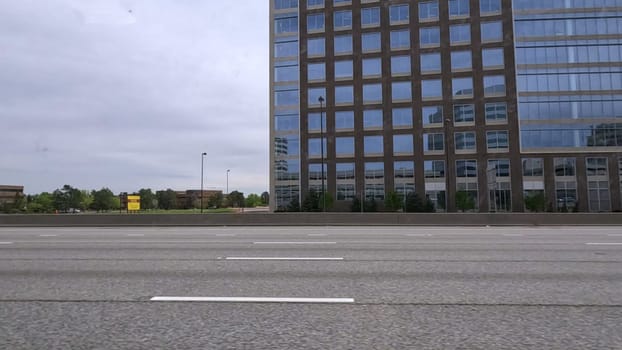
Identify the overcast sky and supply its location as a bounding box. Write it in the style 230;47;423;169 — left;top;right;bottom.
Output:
0;0;269;195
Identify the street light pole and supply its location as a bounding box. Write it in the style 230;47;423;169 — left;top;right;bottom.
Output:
226;169;230;195
318;95;326;212
201;152;207;213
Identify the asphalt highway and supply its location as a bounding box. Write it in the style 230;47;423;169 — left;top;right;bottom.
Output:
1;226;621;349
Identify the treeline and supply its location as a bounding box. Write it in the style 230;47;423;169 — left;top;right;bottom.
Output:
0;185;270;214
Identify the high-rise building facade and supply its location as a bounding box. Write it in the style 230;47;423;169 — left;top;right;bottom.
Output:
270;0;622;212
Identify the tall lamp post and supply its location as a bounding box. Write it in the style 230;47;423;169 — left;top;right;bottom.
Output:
201;152;207;213
318;95;326;212
226;169;230;195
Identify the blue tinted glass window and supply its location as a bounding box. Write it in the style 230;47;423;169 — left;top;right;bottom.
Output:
364;136;384;155
422;80;442;99
391;29;410;50
392;81;412;101
308;137;327;156
420;27;440;46
335;85;354;104
480;0;501;14
275;17;298;34
393;108;413;127
482;48;504;68
487;131;509;149
334;10;352;29
365;162;384;179
336;137;355;155
275;89;299;106
276;159;299;181
481;21;502;42
275;65;299;82
275;41;298;58
419;1;439;21
423;133;445;152
335;60;353;80
336;163;355;179
364;109;383;129
422;106;443;125
307;112;325;131
425;160;445;178
275;0;298;10
390;4;409;24
449;0;469;17
307;37;325;57
307;63;325;81
453;104;474;123
335;111;354;129
275;114;299;131
391;56;411;76
362;58;382;77
334;34;353;54
307;14;324;31
455;132;476;150
484;75;506;96
394;135;414;154
450;24;471;44
456;160;477;177
307;0;323;8
362;32;381;52
452;77;473;97
363;84;382;103
308;87;325;105
420;53;441;72
275;135;299;156
485;103;507;122
451;51;472;71
361;7;380;26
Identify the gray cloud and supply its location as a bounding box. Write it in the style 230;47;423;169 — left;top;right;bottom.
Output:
0;0;269;195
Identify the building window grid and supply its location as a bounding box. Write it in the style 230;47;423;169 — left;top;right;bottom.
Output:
485;102;507;123
361;7;380;27
389;4;409;25
486;131;509;150
586;158;610;212
455;132;477;151
449;0;469;18
423;133;445;153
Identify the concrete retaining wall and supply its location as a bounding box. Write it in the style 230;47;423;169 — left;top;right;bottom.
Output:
1;213;622;226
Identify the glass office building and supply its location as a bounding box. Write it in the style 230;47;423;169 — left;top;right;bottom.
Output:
269;0;622;212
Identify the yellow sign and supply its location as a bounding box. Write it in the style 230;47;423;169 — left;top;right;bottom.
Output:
127;195;141;211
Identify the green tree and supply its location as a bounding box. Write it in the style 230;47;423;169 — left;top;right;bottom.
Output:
27;192;54;213
524;192;546;212
302;189;320;212
91;188;116;212
228;191;245;208
138;189;157;210
384;191;403;212
318;191;334;211
245;193;263;208
364;199;378;212
261;191;270;205
207;192;224;209
156;189;177;210
286;198;300;212
80;190;93;211
404;193;425;212
52;185;84;212
455;191;476;212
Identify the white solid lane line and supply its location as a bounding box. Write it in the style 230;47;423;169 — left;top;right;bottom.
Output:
39;235;58;237
503;234;525;237
127;234;145;237
307;233;328;236
586;243;622;245
0;242;13;245
253;241;337;245
405;234;432;237
607;234;622;237
150;297;355;304
215;234;236;237
224;257;344;261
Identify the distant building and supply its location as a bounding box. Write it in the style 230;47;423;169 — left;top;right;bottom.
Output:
176;190;223;209
269;0;622;212
0;185;24;204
